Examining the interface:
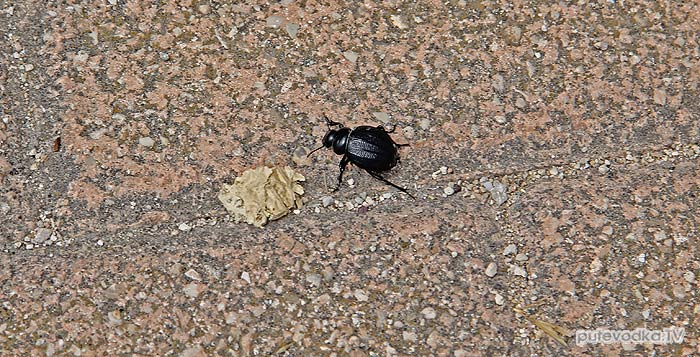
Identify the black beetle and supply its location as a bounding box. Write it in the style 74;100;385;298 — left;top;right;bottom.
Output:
308;116;413;197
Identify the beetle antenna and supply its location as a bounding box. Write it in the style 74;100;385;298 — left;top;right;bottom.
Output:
306;145;325;158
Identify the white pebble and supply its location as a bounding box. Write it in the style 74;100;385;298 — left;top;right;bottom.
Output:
511;265;527;278
495;293;505;305
185;269;202;281
421;307;437;319
343;50;358;63
139;137;155;147
444;186;455;196
354;289;369;302
485;262;498;277
503;244;517;256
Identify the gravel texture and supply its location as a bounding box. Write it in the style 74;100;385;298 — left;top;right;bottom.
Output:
1;1;699;356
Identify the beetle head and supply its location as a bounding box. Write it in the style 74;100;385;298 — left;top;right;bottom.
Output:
323;128;350;155
307;116;349;158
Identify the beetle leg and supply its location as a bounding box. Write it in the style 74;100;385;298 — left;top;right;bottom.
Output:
324;114;344;129
380;125;410;147
366;170;415;199
376;124;396;133
333;156;351;191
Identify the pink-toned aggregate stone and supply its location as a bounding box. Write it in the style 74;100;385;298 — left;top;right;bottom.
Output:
1;0;699;355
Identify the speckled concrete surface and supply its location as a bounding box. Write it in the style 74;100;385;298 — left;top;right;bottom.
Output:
1;1;699;356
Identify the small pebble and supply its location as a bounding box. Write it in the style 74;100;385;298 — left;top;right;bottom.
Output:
292;147;310;166
354;289;369;302
372;112;390;124
485;262;498;277
306;273;322;287
139;137;155;147
590;258;603;273
602;226;614;236
198;4;211;14
654;231;667;241
494;293;505;305
178;222;192;232
403;331;417;342
33;228;52;244
594;41;609;50
421;307;437;319
511;265;527;278
241;271;251;284
492;191;508;206
444;185;455;196
266;15;284;28
285;23;299;38
185;269;202;281
343;50;358;63
390;14;408;29
321;196;334;207
492;74;505;92
183;283;201;298
503;244;517;256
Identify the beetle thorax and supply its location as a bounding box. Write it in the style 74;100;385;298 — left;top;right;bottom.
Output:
323;128;351;155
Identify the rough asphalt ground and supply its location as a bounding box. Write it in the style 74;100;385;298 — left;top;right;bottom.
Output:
1;1;699;356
